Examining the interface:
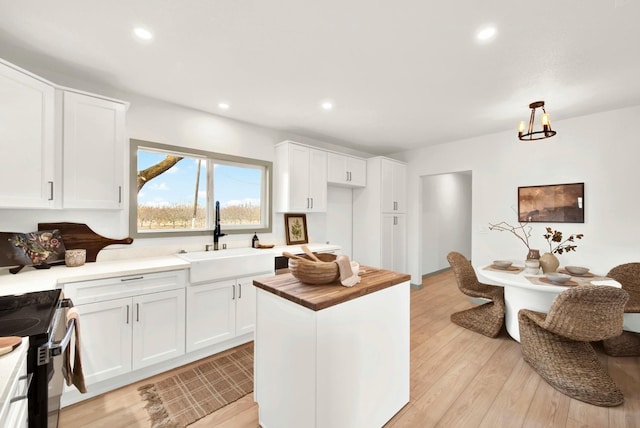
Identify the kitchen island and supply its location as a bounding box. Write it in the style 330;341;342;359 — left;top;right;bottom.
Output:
253;266;410;428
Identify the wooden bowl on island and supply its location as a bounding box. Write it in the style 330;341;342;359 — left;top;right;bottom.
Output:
286;253;339;285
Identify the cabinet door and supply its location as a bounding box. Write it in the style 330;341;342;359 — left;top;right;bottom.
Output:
236;276;259;336
381;214;407;272
62;91;126;209
74;298;132;385
327;153;366;187
0;62;55;208
132;289;186;370
308;148;327;211
347;157;367;187
392;214;407;273
186;280;236;352
327;153;349;185
381;160;406;213
288;144;312;211
392;162;407;213
381;214;396;270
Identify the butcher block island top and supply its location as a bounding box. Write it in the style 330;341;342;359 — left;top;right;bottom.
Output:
253;266;410;311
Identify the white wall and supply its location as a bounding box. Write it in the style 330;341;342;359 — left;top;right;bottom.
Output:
397;104;640;284
421;172;472;274
326;187;354;258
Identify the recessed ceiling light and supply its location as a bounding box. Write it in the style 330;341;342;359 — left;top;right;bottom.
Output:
476;26;497;41
218;103;229;110
133;27;153;41
321;101;333;111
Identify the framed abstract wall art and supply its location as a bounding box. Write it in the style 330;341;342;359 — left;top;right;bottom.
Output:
518;182;584;223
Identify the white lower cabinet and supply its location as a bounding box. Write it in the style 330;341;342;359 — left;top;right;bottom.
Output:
186;275;261;352
0;343;29;428
62;270;186;387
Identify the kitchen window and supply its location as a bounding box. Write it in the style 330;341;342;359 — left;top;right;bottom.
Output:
129;139;272;238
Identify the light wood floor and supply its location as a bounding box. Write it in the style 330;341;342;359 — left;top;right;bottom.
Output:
60;270;640;427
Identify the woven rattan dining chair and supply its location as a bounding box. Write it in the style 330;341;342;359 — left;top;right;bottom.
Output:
602;263;640;357
519;285;629;407
446;251;505;338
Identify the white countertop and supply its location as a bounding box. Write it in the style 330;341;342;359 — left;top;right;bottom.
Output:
0;243;341;296
0;256;190;296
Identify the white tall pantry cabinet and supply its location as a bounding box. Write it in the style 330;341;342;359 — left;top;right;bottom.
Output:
353;157;408;273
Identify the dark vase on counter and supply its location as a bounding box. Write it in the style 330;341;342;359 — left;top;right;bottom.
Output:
526;249;540;260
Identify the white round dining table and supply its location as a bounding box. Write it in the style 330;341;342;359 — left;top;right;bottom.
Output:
477;264;640;342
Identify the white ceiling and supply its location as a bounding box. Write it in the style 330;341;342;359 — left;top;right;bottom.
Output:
1;0;639;155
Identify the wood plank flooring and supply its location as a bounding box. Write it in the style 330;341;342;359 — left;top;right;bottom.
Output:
60;270;640;427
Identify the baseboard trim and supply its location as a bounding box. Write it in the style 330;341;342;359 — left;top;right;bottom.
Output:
422;267;451;279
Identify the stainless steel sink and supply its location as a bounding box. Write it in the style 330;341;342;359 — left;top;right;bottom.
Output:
177;248;274;283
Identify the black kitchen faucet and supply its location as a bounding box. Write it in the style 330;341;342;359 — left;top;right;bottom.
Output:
213;200;226;250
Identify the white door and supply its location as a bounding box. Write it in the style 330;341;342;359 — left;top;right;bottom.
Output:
393;214;408;273
347;157;367;187
392;162;407;213
327;152;349;185
62;91;126;209
381;159;395;213
288;144;311;211
186;280;236;352
0;62;55;208
381;214;396;270
236;276;258;336
132;289;185;370
308;148;327;211
73;298;132;385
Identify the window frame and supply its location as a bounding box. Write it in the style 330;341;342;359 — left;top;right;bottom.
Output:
129;139;273;239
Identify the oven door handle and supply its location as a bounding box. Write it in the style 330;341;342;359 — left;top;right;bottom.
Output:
37;297;76;365
49;317;75;358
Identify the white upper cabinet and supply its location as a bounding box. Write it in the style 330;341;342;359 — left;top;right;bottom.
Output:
381;158;407;213
275;141;327;212
0;60;56;208
62;90;127;209
327;152;366;187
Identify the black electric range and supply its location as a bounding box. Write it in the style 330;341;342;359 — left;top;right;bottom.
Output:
0;289;66;428
0;290;61;338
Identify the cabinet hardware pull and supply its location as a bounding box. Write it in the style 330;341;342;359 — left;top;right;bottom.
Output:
121;276;144;282
126;305;129;324
232;284;236;300
310;198;313;209
118;186;122;203
136;303;140;322
239;283;242;299
48;181;54;201
9;373;32;403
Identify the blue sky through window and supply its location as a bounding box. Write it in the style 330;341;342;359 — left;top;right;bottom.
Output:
138;151;261;208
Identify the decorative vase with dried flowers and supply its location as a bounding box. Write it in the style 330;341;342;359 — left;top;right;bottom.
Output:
488;220;539;260
539;227;584;273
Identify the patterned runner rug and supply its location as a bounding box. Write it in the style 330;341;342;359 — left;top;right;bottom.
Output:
138;342;254;427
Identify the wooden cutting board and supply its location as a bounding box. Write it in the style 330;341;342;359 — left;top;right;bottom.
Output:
0;337;22;356
38;222;133;263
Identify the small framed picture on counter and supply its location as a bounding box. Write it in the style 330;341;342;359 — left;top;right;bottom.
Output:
284;213;308;245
